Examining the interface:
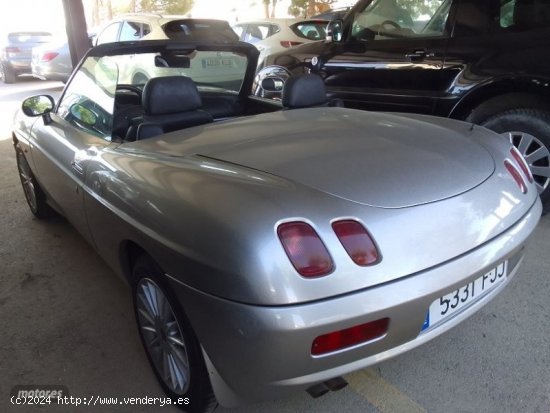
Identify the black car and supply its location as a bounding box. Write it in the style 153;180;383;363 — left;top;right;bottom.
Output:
255;0;550;211
1;31;52;83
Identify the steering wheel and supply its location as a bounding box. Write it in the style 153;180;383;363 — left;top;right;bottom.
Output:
116;84;143;97
380;20;401;31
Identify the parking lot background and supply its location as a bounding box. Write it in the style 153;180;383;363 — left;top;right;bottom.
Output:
1;80;549;413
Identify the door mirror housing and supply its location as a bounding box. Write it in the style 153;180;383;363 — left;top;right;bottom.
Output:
327;20;344;43
21;95;55;117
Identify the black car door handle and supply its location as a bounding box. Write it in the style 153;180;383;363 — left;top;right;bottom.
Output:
405;50;435;62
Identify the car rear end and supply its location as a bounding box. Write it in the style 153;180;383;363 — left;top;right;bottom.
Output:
31;39;72;82
2;32;51;80
130;110;542;406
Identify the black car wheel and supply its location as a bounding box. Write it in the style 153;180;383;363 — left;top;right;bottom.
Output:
467;95;550;212
15;146;55;218
132;255;217;413
0;62;17;84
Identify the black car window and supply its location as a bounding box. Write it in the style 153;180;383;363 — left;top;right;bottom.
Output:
500;0;550;30
57;56;118;140
96;22;121;45
119;21;142;41
244;24;274;43
142;23;151;37
351;0;450;41
291;21;328;40
232;24;246;39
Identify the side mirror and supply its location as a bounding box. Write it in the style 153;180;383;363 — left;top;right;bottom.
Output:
70;103;98;127
327;19;344;43
21;95;55;117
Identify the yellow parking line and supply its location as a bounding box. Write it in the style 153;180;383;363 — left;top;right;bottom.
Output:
346;369;427;413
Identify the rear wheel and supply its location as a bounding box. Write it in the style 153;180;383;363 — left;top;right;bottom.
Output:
466;95;550;212
132;255;217;413
0;63;16;84
15;146;55;218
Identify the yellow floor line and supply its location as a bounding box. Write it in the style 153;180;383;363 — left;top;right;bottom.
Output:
345;369;427;413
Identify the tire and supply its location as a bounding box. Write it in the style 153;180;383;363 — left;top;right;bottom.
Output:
15;145;56;219
466;95;550;213
0;62;17;84
132;255;217;413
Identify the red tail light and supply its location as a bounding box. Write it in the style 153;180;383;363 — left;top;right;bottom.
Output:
332;220;380;266
312;318;389;356
504;160;527;194
280;40;303;48
5;47;20;53
277;222;333;278
41;52;59;62
510;147;533;183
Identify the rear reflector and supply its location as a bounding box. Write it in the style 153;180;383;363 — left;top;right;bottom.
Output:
332;220;380;266
41;52;59;62
312;318;389;356
280;40;303;48
504;160;527;194
510;147;533;183
277;222;333;278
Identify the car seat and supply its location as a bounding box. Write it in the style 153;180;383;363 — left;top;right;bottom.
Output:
135;76;213;140
282;73;343;109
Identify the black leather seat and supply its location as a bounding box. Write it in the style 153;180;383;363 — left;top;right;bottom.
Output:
282;74;343;109
136;76;213;140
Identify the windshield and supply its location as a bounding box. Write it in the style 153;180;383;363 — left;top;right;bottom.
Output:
110;49;248;93
351;0;451;40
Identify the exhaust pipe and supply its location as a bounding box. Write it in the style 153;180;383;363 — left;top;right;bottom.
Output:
306;383;330;398
324;376;348;391
306;376;348;398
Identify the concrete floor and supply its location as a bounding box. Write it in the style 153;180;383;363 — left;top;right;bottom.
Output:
1;80;549;413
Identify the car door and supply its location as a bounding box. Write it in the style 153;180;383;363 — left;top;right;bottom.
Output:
30;55;117;244
323;0;455;114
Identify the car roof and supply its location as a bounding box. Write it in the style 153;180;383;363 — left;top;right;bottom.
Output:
234;18;328;25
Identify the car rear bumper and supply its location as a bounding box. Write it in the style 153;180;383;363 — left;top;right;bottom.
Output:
167;198;541;407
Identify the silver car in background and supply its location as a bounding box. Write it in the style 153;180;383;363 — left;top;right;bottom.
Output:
31;37;73;83
1;31;52;83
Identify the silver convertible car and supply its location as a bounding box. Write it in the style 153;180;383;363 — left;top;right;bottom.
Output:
12;36;541;412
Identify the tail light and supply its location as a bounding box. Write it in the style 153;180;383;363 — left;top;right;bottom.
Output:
312;318;389;356
277;222;333;278
5;46;20;53
504;160;527;194
510;147;533;183
332;220;380;266
280;40;303;48
41;52;59;62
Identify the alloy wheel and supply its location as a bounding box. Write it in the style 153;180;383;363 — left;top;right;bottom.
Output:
502;131;550;194
136;278;190;395
17;152;38;212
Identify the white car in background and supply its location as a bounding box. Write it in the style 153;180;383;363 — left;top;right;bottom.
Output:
94;15;244;88
232;18;328;66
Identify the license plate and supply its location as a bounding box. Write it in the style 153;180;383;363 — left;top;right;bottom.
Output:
203;57;234;68
422;261;508;331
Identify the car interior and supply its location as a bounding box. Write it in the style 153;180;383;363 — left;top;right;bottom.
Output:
112;72;337;141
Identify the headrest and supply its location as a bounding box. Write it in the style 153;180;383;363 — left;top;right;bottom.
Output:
142;76;202;116
282;74;328;109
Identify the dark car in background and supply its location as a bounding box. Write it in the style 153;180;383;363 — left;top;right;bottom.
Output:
1;31;52;83
256;0;550;211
